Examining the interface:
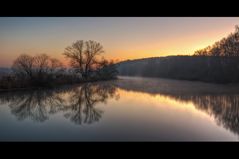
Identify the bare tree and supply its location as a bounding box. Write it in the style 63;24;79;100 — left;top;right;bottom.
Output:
63;40;84;74
33;54;50;78
63;40;104;79
84;40;104;78
12;54;34;79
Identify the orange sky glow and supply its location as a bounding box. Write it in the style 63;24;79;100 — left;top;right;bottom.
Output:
1;17;239;67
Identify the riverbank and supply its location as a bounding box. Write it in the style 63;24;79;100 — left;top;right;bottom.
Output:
0;77;118;93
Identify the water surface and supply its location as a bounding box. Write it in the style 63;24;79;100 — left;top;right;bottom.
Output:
1;76;239;141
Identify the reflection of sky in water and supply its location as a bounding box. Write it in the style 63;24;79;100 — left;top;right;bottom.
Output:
0;77;239;141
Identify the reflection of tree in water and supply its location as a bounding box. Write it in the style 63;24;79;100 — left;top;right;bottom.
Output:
63;82;119;125
115;78;239;135
0;88;66;122
167;94;239;135
0;81;119;124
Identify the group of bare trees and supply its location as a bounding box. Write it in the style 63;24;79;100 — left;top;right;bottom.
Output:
0;40;118;89
12;54;64;86
194;25;239;56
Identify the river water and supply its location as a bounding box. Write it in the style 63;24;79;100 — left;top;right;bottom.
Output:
0;76;239;141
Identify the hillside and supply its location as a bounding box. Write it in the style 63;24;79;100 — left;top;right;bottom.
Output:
116;56;239;83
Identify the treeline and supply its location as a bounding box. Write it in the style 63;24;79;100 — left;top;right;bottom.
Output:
194;25;239;56
0;40;118;90
117;56;239;83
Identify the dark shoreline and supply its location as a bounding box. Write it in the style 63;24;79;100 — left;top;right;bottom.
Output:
0;78;118;93
117;56;239;84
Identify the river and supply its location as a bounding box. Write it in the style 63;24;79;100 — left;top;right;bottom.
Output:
0;76;239;141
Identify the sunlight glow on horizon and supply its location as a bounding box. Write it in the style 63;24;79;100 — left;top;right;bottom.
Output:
1;17;239;67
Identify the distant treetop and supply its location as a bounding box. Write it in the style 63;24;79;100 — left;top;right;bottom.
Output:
194;25;239;56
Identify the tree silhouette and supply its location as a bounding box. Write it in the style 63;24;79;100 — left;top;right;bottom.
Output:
63;40;104;79
12;54;34;80
194;25;239;57
12;54;64;86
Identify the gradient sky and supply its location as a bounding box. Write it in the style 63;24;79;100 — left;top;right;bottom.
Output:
1;17;239;67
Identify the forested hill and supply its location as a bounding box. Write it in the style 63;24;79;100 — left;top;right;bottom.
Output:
116;56;239;84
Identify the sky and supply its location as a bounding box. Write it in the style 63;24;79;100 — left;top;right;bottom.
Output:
1;17;239;67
